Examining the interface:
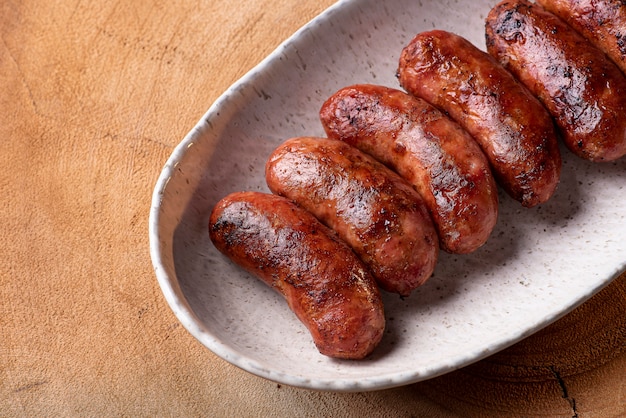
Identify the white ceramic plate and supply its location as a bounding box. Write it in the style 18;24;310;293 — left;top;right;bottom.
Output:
149;0;626;391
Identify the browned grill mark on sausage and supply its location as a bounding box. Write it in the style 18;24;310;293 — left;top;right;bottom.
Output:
266;136;439;296
320;84;498;254
209;191;385;359
486;0;626;162
398;29;562;207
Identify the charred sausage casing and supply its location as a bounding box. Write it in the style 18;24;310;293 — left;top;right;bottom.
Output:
486;0;626;162
320;84;498;254
398;30;561;207
208;191;385;359
266;136;439;297
536;0;626;76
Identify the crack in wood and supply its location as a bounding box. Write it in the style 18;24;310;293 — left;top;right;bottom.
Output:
14;380;48;393
549;366;578;418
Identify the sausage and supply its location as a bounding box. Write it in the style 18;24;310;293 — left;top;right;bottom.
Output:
208;191;385;359
486;0;626;162
397;30;562;207
320;84;498;254
265;136;439;296
536;0;626;75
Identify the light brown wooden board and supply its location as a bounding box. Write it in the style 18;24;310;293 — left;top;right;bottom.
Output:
2;1;624;416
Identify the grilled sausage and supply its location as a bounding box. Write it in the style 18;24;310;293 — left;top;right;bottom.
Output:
536;0;626;75
209;191;385;359
320;84;498;254
486;0;626;162
398;30;562;207
265;136;439;296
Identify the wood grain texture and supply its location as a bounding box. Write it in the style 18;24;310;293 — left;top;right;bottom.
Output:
1;0;624;416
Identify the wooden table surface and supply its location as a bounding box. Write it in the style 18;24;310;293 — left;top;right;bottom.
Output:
2;0;624;416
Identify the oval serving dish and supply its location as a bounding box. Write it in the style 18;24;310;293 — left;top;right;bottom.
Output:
149;0;626;391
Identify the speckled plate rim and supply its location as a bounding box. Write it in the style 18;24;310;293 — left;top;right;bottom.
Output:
149;0;626;392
